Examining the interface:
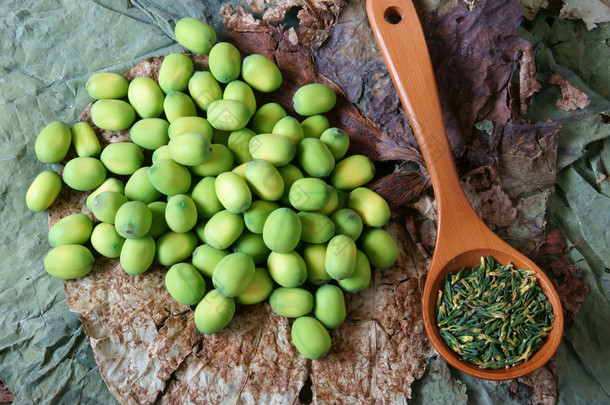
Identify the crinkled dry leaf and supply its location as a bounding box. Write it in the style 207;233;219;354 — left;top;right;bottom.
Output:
66;261;197;404
513;356;557;405
246;0;345;44
0;379;15;404
313;0;536;155
559;0;610;30
537;228;590;327
546;72;591;111
462;166;517;231
405;216;432;259
369;171;430;212
520;0;550;20
311;0;559;256
495;121;559;255
517;46;543;116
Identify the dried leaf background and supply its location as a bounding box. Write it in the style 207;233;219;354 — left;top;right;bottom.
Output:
53;0;568;404
1;0;608;403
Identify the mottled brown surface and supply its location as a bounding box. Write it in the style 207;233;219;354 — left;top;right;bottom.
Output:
0;380;14;405
47;183;93;227
311;220;433;403
537;228;590;327
462;166;517;231
369;171;430;212
546;72;591;111
65;260;196;405
312;0;544;156
517;47;543;116
514;356;558;405
309;0;560;257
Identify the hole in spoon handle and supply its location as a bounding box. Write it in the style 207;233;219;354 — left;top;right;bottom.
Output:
384;7;404;24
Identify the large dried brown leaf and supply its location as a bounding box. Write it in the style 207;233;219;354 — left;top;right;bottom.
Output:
312;0;537;155
0;379;15;405
536;228;590;327
546;72;591;112
462;166;517;231
515;46;543;116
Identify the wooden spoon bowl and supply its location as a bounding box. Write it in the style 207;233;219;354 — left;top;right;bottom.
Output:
423;248;563;379
366;0;563;379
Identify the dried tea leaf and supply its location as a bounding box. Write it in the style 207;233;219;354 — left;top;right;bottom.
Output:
514;356;557;405
559;0;610;30
520;0;550;20
546;72;591;111
0;379;15;404
536;228;589;327
462;166;517;231
518;46;543;115
412;357;468;405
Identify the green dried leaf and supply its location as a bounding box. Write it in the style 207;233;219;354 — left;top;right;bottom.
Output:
520;0;550;20
556;165;610;269
410;357;468;405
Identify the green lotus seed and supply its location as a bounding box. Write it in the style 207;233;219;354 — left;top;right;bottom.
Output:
86;72;128;99
293;83;336;116
156;231;198;266
35;121;71;164
175;17;216;54
291;317;332;359
114;201;152;239
158;53;194;94
71;122;101;157
208;42;241;84
90;99;135;131
26;171;62;212
127;77;165;118
165;263;206;305
241;54;282;93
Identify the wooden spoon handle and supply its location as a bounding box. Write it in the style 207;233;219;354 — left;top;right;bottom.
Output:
366;0;469;211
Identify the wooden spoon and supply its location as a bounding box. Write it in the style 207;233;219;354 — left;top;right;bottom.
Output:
366;0;563;379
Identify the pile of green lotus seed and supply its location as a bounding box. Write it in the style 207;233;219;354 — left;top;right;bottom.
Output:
26;17;399;360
